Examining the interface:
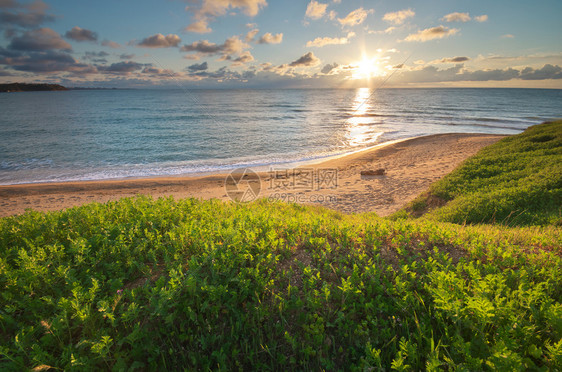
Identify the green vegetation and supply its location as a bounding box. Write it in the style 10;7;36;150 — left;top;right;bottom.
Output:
403;120;562;226
1;196;561;370
1;121;561;370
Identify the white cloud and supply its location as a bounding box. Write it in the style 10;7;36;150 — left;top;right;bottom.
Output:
185;0;267;34
306;36;348;47
245;28;259;42
383;9;414;25
368;26;396;34
404;26;458;42
501;34;515;39
185;20;212;34
258;32;283;44
475;15;488;22
441;12;471;22
338;7;373;27
305;0;327;20
232;51;254;66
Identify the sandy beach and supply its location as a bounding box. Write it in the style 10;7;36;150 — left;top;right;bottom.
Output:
0;133;505;218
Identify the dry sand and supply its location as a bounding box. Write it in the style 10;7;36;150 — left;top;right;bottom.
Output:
0;133;505;218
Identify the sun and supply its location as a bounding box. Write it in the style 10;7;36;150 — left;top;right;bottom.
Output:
352;56;386;80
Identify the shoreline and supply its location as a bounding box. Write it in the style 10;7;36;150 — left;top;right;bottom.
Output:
0;133;507;218
0;136;422;187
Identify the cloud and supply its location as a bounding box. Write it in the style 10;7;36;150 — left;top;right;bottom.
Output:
98;61;144;74
187;61;208;71
245;28;259;42
474;15;488;22
404;26;458;42
289;51;320;67
83;51;109;62
184;20;211;34
141;66;180;77
181;36;249;59
185;0;267;34
306;36;348;47
320;62;338;74
258;32;283;44
0;0;55;29
102;40;121;48
119;53;135;60
394;64;562;83
0;0;19;8
501;34;514;39
183;54;201;60
338;7;373;27
441;12;471;22
0;47;95;74
305;0;327;20
181;40;221;54
65;26;98;42
186;65;256;81
436;56;470;63
464;68;521;81
520;64;562;80
8;28;71;51
368;26;396;35
0;66;13;76
221;36;249;54
396;64;518;83
138;33;181;48
383;9;414;25
232;51;254;65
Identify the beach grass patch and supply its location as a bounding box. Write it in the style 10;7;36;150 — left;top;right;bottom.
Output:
1;196;560;370
403;120;562;226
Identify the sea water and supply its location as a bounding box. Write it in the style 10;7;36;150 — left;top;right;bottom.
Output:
1;88;560;184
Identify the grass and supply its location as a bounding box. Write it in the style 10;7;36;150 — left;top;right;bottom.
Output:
0;121;561;370
0;197;561;370
401;120;562;226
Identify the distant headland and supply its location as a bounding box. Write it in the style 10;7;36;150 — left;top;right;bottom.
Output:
0;83;124;92
0;83;68;92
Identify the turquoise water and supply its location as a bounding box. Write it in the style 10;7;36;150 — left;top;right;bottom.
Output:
0;88;560;184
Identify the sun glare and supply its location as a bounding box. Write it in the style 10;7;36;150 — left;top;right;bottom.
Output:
352;57;386;80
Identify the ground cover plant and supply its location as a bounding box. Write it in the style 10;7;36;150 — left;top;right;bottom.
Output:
1;121;561;370
403;120;562;226
0;196;561;370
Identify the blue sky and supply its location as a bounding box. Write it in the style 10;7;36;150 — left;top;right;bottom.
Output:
1;0;561;88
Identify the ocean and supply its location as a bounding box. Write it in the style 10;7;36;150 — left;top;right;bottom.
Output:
1;88;561;185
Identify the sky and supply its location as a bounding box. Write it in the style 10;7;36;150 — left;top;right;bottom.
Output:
1;0;561;88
